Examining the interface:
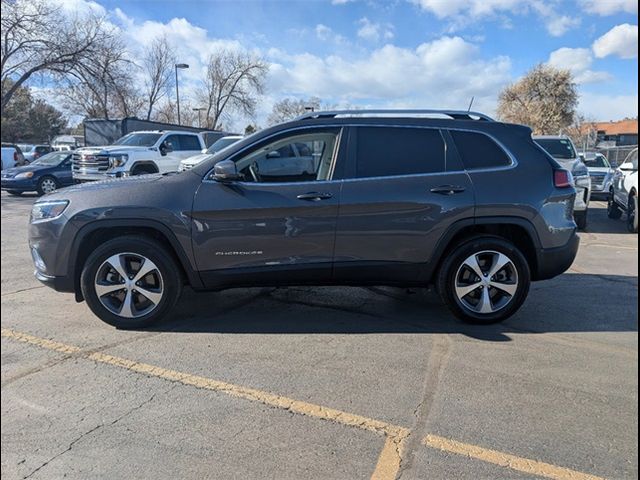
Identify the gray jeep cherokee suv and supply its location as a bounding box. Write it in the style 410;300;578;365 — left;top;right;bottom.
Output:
29;110;580;329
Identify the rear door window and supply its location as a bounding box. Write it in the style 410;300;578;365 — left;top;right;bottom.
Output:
176;134;202;151
355;127;446;178
450;130;512;170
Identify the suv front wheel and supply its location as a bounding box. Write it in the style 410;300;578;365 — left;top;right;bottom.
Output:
81;236;182;329
437;236;531;324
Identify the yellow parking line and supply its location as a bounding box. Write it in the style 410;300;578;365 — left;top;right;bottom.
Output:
370;434;407;480
1;327;606;480
424;434;605;480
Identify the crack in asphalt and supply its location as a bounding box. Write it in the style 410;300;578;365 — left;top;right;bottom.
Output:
1;331;162;388
396;335;453;480
1;286;46;297
21;387;167;479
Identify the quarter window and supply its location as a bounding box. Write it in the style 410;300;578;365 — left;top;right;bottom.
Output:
355;127;446;178
233;130;339;183
450;130;512;169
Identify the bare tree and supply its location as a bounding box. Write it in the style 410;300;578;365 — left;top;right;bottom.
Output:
267;97;322;125
497;64;578;135
1;0;113;113
59;36;142;119
565;114;598;152
197;50;268;129
141;36;174;120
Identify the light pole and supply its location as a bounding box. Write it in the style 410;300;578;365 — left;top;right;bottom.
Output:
174;63;189;125
193;107;206;128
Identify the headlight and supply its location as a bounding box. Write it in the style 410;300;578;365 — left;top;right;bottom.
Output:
15;171;34;179
108;154;128;169
31;200;69;223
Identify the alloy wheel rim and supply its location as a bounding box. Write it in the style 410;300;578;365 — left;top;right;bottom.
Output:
41;178;57;193
454;250;519;314
94;253;164;318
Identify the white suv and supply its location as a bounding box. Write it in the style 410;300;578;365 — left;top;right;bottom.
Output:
534;135;591;230
73;130;206;182
178;135;243;172
608;148;638;233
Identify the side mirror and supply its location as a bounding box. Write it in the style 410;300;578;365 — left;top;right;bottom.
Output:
201;148;208;154
159;141;173;156
213;159;241;182
266;150;281;159
620;162;636;172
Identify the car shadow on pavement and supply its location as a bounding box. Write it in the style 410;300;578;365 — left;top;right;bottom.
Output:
582;202;633;234
147;272;638;342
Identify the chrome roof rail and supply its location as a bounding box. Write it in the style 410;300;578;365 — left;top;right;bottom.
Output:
294;109;495;122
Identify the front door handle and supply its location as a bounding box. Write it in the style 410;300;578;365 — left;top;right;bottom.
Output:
297;192;333;201
430;185;466;195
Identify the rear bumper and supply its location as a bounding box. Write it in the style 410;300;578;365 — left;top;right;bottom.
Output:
534;233;580;280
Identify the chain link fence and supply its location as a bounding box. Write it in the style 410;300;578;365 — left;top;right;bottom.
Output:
591;145;637;167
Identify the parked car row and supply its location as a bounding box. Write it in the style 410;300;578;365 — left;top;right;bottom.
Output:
2;151;74;195
607;148;638;233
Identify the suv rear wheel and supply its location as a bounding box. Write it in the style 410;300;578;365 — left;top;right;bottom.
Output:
607;191;623;219
437;236;531;324
574;211;587;230
80;236;182;329
628;193;638;233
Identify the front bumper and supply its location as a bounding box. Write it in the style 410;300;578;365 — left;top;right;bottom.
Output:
534;233;580;281
34;270;75;292
1;177;37;191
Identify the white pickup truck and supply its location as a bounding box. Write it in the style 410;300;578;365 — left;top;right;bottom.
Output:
72;130;206;182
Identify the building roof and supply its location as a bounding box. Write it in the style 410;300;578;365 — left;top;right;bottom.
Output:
590;119;638;135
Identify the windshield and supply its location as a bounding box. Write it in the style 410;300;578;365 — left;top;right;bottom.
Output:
206;137;241;154
18;144;34;152
31;152;69;166
114;133;162;147
583;154;610;168
534;139;577;159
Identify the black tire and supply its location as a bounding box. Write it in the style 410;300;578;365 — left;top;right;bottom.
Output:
628;193;638;233
6;190;22;196
131;165;158;176
574;210;588;230
80;235;182;329
37;176;59;196
437;236;531;324
607;192;623;219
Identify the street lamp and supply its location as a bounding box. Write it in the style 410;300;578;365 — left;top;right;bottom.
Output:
174;63;189;125
193;107;206;128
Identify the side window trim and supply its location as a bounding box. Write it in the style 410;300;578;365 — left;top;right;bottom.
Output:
446;127;517;172
213;127;345;185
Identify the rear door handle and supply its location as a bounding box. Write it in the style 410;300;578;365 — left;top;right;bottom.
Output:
297;192;333;201
430;185;466;195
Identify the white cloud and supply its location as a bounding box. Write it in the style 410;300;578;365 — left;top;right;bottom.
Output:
410;0;520;18
314;24;347;44
579;92;638;120
411;0;580;36
547;47;612;84
592;23;638;59
580;0;638;16
267;36;511;115
357;18;394;42
332;0;356;4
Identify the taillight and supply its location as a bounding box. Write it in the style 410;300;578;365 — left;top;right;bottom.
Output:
554;170;573;188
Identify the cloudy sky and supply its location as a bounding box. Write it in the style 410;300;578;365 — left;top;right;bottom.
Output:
52;0;638;127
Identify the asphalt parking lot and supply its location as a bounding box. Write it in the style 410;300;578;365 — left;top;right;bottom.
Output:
1;191;637;480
